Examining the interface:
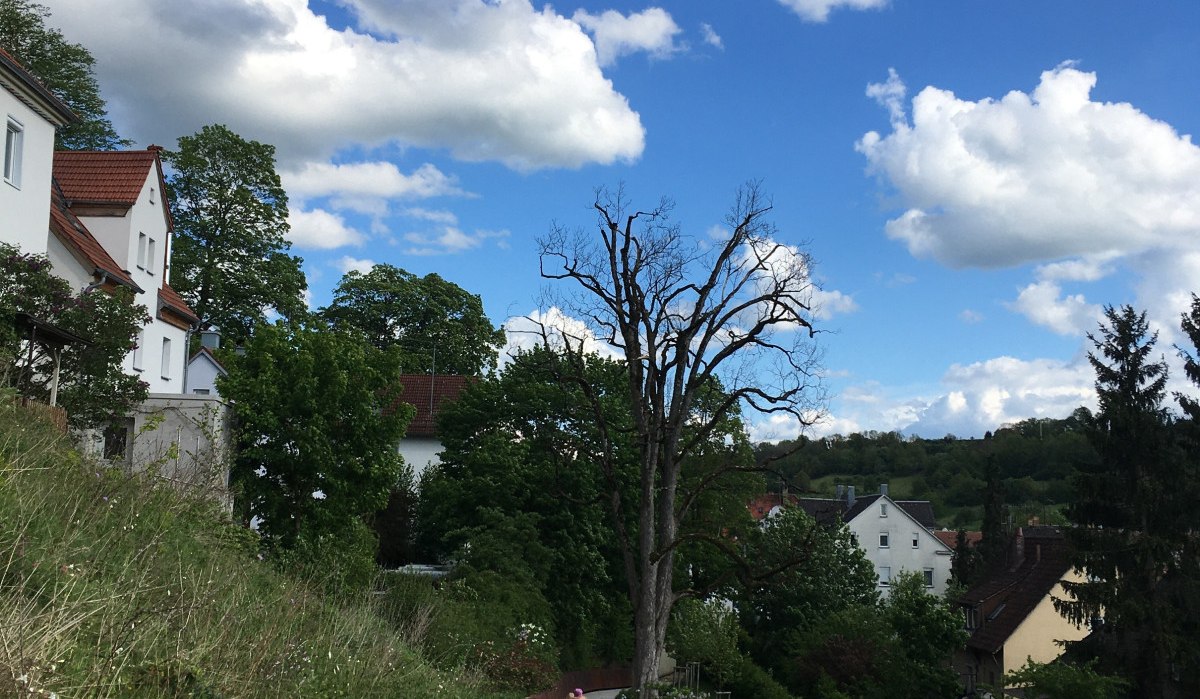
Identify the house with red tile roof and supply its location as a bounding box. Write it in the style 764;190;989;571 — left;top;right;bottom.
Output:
952;526;1088;694
51;148;198;393
1;48;75;253
393;373;472;481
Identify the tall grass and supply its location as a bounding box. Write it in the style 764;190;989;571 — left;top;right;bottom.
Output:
0;399;508;698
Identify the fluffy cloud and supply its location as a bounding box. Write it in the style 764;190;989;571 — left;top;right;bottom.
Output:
501;307;622;363
700;23;723;50
776;0;888;23
281;162;465;203
1009;281;1102;336
46;0;645;170
858;64;1200;269
287;208;366;249
783;356;1096;441
572;7;682;66
402;226;509;256
336;255;376;275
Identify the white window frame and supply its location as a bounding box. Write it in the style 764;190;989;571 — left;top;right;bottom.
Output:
137;233;147;270
879;531;890;548
879;566;891;586
912;532;920;549
132;331;144;371
160;337;172;380
4;117;23;188
880;503;888;517
923;568;935;588
146;237;157;275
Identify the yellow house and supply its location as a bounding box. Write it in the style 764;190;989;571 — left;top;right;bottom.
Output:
953;526;1089;693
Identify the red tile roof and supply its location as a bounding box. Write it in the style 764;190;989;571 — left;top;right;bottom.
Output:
394;374;472;438
158;283;198;325
960;527;1071;655
748;493;799;521
935;529;983;551
48;189;139;291
53;150;158;207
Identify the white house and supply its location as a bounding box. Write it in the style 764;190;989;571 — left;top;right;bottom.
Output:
52;148;197;393
0;48;74;253
393;374;471;482
759;484;955;597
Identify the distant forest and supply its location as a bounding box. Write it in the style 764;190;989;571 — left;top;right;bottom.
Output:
753;409;1098;530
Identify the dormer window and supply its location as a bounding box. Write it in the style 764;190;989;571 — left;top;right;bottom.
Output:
4;117;23;188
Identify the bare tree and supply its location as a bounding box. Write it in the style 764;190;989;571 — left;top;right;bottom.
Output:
536;183;825;692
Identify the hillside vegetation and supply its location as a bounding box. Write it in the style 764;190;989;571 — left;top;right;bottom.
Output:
0;397;506;698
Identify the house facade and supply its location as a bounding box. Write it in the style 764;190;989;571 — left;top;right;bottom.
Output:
754;484;955;597
953;526;1088;693
52;148;197;393
394;374;471;482
0;48;73;253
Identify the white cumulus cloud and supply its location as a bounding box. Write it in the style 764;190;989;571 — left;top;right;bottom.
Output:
572;7;682;66
287;208;366;249
776;0;888;23
402;226;509;256
336;255;376;275
46;0;646;170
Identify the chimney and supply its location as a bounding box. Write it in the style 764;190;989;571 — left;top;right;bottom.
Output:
836;484;844;500
847;485;856;509
199;330;221;350
879;483;889;497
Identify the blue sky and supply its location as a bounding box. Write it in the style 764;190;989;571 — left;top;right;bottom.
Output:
43;0;1200;439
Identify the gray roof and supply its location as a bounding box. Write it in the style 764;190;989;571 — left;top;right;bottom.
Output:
795;494;938;529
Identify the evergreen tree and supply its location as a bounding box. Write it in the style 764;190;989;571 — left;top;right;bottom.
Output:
1057;305;1191;695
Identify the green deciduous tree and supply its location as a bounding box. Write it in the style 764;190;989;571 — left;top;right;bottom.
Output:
537;183;824;691
0;244;147;428
1058;304;1192;696
219;320;412;579
0;0;127;149
1002;659;1128;699
322;264;504;376
165;125;306;346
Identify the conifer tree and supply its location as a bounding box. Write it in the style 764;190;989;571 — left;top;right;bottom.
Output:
1057;304;1188;695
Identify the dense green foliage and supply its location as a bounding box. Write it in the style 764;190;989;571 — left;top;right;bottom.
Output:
0;0;128;149
1001;659;1129;699
418;347;637;668
165;124;307;345
322;263;505;376
220;320;413;589
0;244;148;428
0;398;510;698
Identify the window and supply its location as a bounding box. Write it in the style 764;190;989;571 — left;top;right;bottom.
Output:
161;337;172;379
912;532;920;549
149;186;156;204
879;567;891;586
4;117;23;188
132;331;144;370
147;238;157;275
137;233;147;270
193;388;210;395
102;420;131;462
965;606;979;630
879;532;889;548
880;503;888;517
923;568;935;588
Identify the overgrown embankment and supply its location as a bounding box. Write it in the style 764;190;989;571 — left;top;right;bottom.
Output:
0;399;497;698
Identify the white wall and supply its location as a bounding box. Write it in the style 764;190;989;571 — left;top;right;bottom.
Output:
185;352;224;397
400;437;443;483
0;85;56;254
850;496;954;597
75;166;188;394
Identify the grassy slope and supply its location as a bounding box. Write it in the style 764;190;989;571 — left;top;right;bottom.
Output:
0;400;504;698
